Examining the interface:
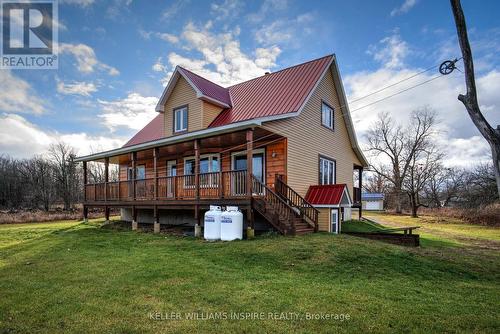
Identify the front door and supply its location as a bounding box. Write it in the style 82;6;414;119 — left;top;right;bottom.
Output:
166;160;176;198
233;152;264;195
331;208;339;234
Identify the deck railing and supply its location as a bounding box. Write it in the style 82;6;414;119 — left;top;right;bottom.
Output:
84;170;250;202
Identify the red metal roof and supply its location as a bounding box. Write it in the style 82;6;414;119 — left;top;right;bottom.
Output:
123;113;164;147
305;184;347;205
210;55;332;127
122;55;333;147
179;67;232;106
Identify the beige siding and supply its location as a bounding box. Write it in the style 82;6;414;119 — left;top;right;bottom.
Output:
163;76;203;137
317;208;330;232
202;101;223;128
263;67;362;197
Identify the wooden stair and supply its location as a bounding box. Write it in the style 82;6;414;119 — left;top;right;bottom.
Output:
251;176;317;235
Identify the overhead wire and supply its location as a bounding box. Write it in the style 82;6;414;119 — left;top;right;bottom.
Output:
216;62;453;155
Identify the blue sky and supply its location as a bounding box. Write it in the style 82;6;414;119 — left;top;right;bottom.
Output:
1;0;499;166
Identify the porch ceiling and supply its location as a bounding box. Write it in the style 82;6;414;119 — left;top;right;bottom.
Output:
100;127;282;165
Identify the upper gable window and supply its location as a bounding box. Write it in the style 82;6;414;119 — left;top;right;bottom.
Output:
321;101;334;130
174;106;188;133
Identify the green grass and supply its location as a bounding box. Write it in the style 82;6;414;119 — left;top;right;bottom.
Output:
1;218;499;333
365;212;500;247
341;220;386;233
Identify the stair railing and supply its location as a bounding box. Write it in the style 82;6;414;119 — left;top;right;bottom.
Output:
251;175;297;234
275;175;319;232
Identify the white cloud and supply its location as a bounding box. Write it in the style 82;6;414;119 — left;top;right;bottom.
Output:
98;93;159;132
0;70;45;114
156;32;179;44
247;0;288;23
60;43;120;75
162;0;189;19
346;34;500;167
437;136;491;167
255;13;314;47
390;0;418;17
162;22;281;86
56;80;98;96
368;31;409;69
211;0;244;20
152;57;166;72
0;113;125;158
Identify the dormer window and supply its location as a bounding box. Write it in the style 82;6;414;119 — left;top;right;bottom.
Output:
174;105;188;133
321;101;334;130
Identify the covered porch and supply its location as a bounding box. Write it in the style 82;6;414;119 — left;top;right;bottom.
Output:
78;126;287;228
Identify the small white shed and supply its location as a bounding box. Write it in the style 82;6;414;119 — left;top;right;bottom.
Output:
361;193;384;211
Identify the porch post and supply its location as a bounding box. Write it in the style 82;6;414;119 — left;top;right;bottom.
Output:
104;157;109;202
153;205;160;233
246;128;253;197
132;206;138;230
358;167;363;220
82;161;87;203
153;147;159;200
219;154;224;198
246;128;254;229
131;152;136;200
194;139;201;232
83;206;88;223
105;206;110;223
194;139;200;200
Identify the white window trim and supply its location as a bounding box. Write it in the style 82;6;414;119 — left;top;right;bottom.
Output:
319;156;336;185
174;106;188;133
321;101;334;130
330;208;340;234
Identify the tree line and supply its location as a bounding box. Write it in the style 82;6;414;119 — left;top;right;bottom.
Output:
0;143;110;211
364;107;498;217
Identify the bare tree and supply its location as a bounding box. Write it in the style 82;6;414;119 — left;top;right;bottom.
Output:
425;167;465;208
49;142;79;210
364;171;390;194
366;107;437;213
450;0;500;198
404;144;444;217
20;156;56;211
461;163;497;208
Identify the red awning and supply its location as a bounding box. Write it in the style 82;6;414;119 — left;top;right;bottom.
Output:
305;184;348;205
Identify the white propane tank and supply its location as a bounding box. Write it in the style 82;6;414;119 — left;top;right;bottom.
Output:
204;205;222;240
220;206;243;241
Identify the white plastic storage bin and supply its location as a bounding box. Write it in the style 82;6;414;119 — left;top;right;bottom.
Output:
220;206;243;241
204;205;222;241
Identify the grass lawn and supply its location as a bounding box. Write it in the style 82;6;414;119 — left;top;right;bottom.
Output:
365;211;500;248
1;217;499;333
342;219;386;233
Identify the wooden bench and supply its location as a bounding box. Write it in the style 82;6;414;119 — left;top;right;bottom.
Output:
376;226;420;235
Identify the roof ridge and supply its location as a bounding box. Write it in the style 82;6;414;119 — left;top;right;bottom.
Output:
178;66;229;91
227;54;334;88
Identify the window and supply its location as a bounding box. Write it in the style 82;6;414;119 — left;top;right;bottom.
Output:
184;154;220;187
319;156;335;185
321;101;334;130
127;165;146;180
174;106;188;132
